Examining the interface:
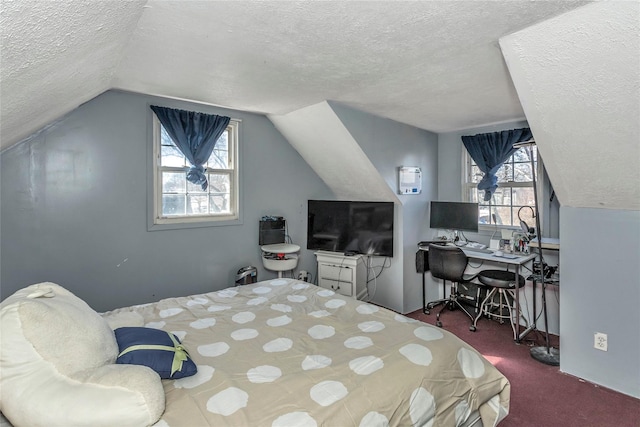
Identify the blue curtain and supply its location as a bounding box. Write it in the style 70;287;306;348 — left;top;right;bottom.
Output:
151;105;231;190
462;128;533;201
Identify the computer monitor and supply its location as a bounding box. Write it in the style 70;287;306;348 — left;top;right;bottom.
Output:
429;201;479;233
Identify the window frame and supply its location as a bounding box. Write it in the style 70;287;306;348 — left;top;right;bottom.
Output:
462;147;540;230
148;112;242;231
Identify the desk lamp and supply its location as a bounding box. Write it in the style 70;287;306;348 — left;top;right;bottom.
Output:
513;141;560;366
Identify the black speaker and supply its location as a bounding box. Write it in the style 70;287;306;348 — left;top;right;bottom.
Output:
259;217;285;245
415;250;428;273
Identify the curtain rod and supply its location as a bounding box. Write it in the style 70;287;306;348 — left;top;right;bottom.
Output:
513;139;536;148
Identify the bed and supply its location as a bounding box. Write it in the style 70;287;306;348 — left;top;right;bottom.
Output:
0;279;510;426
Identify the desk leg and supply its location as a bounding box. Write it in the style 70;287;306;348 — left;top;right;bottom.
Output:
518;263;537;343
422;270;427;314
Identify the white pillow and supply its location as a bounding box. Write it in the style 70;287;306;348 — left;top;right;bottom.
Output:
0;283;164;427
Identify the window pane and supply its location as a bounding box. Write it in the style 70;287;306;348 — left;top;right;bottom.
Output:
495;163;513;183
208;130;230;169
470;165;483;184
490;187;511;206
187;195;209;215
514;162;534;182
162;172;186;193
209;173;230;213
208;173;230;194
186;179;207;194
494;206;513;226
210;194;230;214
161;145;185;167
162;195;185;216
513;187;535;206
467;187;480;203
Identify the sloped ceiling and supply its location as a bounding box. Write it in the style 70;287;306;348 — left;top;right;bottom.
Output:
500;1;640;211
269;102;399;202
0;0;591;151
0;0;146;148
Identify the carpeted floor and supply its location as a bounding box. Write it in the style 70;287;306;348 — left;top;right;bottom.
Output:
406;306;640;427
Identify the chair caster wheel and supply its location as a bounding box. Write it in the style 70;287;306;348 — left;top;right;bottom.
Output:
436;321;443;328
469;326;477;332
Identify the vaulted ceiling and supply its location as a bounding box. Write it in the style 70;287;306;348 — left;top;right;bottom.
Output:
2;1;638;211
1;0;590;150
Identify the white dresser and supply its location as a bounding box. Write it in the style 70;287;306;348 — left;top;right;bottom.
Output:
315;251;368;300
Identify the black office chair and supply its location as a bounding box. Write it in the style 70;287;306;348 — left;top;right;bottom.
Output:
426;244;483;331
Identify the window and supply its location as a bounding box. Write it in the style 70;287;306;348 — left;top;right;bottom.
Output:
153;116;239;226
463;146;537;227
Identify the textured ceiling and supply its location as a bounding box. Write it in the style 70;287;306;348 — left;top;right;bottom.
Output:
0;0;591;151
500;1;640;210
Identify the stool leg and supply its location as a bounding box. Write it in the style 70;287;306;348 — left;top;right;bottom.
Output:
502;289;518;341
473;287;497;330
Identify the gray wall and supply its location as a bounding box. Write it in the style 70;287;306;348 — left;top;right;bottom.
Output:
0;90;332;311
560;206;640;398
329;102;438;314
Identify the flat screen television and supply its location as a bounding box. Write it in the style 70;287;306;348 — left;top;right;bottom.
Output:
307;200;394;257
429;201;479;233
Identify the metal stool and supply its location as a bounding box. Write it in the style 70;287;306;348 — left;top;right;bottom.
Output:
473;270;528;340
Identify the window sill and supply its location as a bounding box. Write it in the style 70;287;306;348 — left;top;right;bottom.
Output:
148;216;242;231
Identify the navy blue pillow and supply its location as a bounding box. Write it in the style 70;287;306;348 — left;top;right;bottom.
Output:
115;327;197;379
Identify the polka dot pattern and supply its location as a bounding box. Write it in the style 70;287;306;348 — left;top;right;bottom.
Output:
112;278;510;427
344;336;373;349
349;356;384;375
247;365;282;383
174;365;215;389
302;355;332;371
159;307;184;318
231;329;259;341
263;337;293;353
325;299;346;309
267;315;292;327
414;325;444;342
208;305;231;312
356;304;379;314
399;343;433;366
308;325;335;339
409;387;436;427
198;342;230;357
207;387;248;416
232;311;256;324
310;381;348;406
272;412;317;427
358;320;385;333
457;347;486;379
288;295;308;303
190;318;216;329
359;412;389;427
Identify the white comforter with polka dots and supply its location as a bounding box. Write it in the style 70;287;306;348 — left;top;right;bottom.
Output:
107;278;510;427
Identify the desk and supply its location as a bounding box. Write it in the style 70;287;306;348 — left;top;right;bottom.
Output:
529;237;560;250
418;243;535;343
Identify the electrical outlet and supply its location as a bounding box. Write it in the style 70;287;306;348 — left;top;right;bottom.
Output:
594;332;608;351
